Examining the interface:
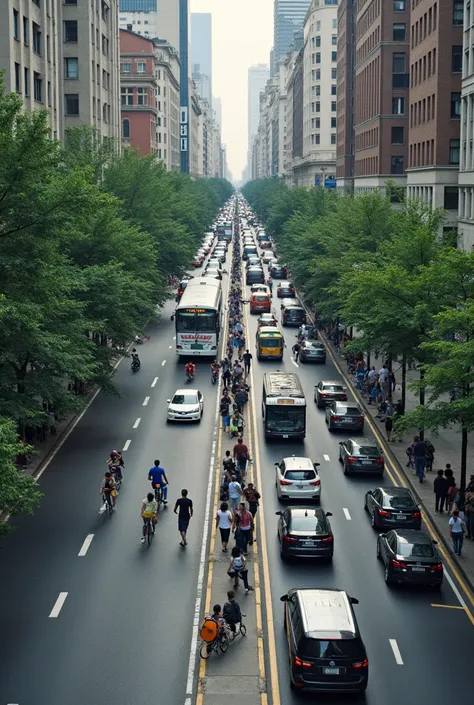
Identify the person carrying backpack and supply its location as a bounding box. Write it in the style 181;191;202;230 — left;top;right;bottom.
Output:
223;590;242;634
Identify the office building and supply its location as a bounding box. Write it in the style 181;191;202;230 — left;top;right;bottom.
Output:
119;0;179;49
154;37;180;170
273;0;311;63
192;63;210;103
407;0;462;232
459;0;474;249
248;63;270;171
191;12;212;103
336;0;355;188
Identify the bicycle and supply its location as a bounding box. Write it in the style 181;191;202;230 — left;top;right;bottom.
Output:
143;517;155;547
100;491;114;517
111;465;123;492
229;615;247;640
153;484;163;509
199;631;230;659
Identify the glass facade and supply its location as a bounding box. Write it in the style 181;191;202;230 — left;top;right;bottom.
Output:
119;0;156;12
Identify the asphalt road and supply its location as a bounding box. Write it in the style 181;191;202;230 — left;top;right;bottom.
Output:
243;247;473;703
0;252;229;705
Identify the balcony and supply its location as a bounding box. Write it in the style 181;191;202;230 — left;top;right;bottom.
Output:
120;71;155;80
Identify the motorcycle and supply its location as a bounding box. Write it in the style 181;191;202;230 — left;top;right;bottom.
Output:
211;368;218;384
186;369;195;382
131;359;140;373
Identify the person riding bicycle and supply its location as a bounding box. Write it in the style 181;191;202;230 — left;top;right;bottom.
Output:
207;604;230;639
211;360;219;380
223;590;242;634
140;492;158;543
107;449;124;481
131;348;141;369
148;459;169;504
100;471;117;509
185;361;196;379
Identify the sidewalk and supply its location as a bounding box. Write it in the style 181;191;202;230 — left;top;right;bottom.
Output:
321;334;474;590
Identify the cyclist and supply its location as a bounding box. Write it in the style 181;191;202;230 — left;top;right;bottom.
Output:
148;459;169;504
100;471;117;510
223;590;242;635
140;492;158;543
107;449;124;482
211;360;219;383
185;361;196;380
207;604;230;639
131;348;141;370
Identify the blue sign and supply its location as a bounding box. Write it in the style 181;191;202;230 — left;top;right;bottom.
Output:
324;177;336;189
314;176;321;186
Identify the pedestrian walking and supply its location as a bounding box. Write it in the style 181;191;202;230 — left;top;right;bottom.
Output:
227;546;254;594
434;469;448;513
228;474;243;511
223;449;236;476
449;509;466;556
425;440;435;472
412;436;426;482
243;482;261;518
447;480;460;514
233;437;250;479
243;349;253;376
174;489;193;547
292;341;300;362
384;399;394;442
234;502;254;555
220;392;231;433
216;501;233;552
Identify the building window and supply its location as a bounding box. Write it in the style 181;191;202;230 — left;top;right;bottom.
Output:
33;72;42;102
452;45;462;72
65;57;78;79
65;93;79;115
331;134;336;144
102;35;109;56
24;67;29;95
122;119;130;139
393;0;405;9
331;117;336;128
392;96;405;114
64;20;78;42
316;20;320;30
121;62;131;73
391;156;404;174
315;101;320;112
331;101;336;111
315;36;321;47
444;187;459;210
315;52;321;63
332;18;337;28
13;9;19;39
392;52;406;73
332;35;337;45
391;126;404;144
137;87;146;105
331;51;337;62
331;84;336;95
32;23;41;54
101;0;110;22
14;62;21;92
393;23;406;41
453;0;463;24
451;92;461;118
121;87;133;106
332;68;337;79
315;134;320;144
64;0;78;4
23;16;29;45
315;117;320;128
137;61;146;73
449;139;460;164
47;81;51;106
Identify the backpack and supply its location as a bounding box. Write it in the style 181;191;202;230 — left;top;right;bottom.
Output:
200;617;219;642
223;600;241;624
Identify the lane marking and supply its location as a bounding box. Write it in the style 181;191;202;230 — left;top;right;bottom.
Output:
323;454;330;461
162;360;166;367
431;604;465;610
143;397;150;406
290;357;299;368
389;639;404;665
49;592;68;618
122;439;131;451
78;534;94;557
169;345;172;349
343;507;351;521
151;377;158;388
173;336;176;340
133;418;141;429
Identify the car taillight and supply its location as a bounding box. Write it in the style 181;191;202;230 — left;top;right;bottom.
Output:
378;509;391;518
376;458;384;464
392;559;407;569
280;479;293;486
322;350;327;355
319;392;326;397
332;416;341;421
284;536;298;543
347;457;357;463
411;511;421;519
357;417;364;422
321;536;333;543
309;480;321;486
430;563;443;572
353;658;368;669
294;656;312;668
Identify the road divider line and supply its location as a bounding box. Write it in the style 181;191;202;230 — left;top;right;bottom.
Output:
78;534;94;557
49;592;68;618
133;418;141;429
389;639;404;665
343;508;351;521
151;377;158;388
143;397;150;406
123;440;131;451
323;454;330;461
162;360;166;367
431;603;465;610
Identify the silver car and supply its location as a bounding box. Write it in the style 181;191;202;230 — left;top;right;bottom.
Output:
167;389;203;422
275;456;321;502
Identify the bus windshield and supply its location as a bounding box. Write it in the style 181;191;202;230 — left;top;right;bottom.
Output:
266;406;305;433
176;310;216;332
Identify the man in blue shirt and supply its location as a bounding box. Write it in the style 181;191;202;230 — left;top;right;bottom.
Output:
148;459;169;503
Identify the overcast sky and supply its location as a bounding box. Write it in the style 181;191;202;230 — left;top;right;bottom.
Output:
190;0;273;181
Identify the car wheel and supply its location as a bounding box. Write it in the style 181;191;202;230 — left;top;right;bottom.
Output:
384;563;393;585
371;511;377;529
316;399;322;408
343;462;348;475
328;422;333;433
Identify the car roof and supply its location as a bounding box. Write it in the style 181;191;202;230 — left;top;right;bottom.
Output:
379;486;412;497
287;507;324;518
248;265;263;270
173;389;198;396
320;380;344;386
392;529;431;543
282;456;314;470
259;312;276;318
278;280;292;286
332;401;359;409
349;437;379;447
295;589;357;639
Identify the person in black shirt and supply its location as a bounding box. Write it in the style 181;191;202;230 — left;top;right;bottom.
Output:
174;489;193;547
242;349;253;376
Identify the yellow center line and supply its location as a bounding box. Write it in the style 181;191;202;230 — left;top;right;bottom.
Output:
431;604;465;610
325;340;474;626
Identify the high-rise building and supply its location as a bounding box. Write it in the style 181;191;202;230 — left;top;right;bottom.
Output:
273;0;311;64
192;64;210;104
191;13;212;103
406;0;462;234
119;0;179;50
213;95;222;129
459;0;474;249
336;0;355;189
248;64;270;170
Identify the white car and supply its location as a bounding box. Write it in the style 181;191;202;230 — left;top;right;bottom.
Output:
250;283;270;295
167;389;203;422
274;456;321;502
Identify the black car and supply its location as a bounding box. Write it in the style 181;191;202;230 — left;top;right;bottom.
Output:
314;381;347;407
246;266;265;284
365;486;422;530
269;263;287;279
276;281;296;298
377;529;443;589
299;340;326;364
325;402;364;431
276;507;333;560
338;438;384;475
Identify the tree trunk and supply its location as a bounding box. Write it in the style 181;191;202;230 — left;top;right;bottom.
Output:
367;350;371;372
460;426;468;492
419;365;425;441
401;355;407;413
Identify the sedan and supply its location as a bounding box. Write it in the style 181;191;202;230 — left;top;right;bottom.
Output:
246;256;261;268
276;281;296;298
192;256;203;268
365;486;422;530
207;258;222;270
213;250;226;263
246;266;265;284
377;529;443;589
276;507;333;560
338;438;385;475
314;380;347;407
325;402;364;432
262;252;276;264
275;456;322;501
299;340;326;364
270;264;288;279
257;313;278;328
167;389;203;422
260;240;273;249
251;284;270;295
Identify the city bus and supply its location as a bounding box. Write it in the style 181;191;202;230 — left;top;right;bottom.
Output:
217;221;233;242
262;371;306;440
174;278;222;356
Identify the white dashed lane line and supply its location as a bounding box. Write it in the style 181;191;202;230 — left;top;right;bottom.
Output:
143;397;150;406
343;508;352;521
123;439;131;451
151;377;158;388
162;360;166;367
49;592;68;618
78;534;94;557
389;639;404;665
133;418;141;429
323;454;330;461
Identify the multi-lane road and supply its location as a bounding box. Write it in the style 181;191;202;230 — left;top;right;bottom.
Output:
0;224;472;705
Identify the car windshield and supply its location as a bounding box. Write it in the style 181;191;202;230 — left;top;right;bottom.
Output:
300;638;364;659
284;470;316;480
354;445;380;456
322;385;344;392
289;514;326;532
172;394;197;405
266;406;305;432
260;337;281;348
386;493;415;509
397;540;435;558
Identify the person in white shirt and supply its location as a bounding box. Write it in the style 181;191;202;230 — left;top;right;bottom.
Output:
228;475;242;511
378;365;389;384
449;509;466;556
216;501;233;552
368;366;377;383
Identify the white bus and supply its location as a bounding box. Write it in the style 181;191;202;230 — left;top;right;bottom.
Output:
262;371;306;439
174;278;222;356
